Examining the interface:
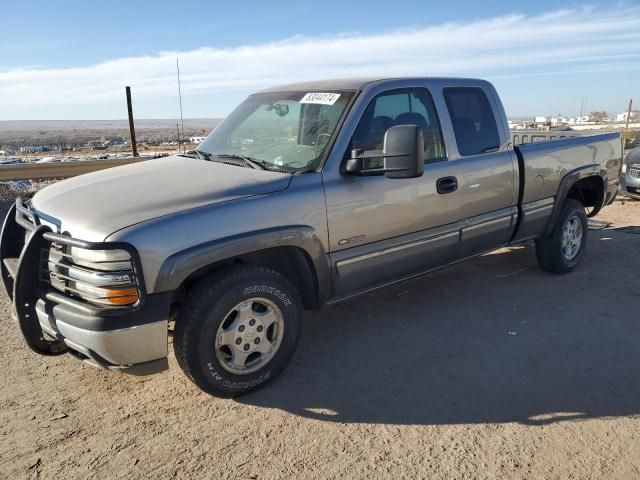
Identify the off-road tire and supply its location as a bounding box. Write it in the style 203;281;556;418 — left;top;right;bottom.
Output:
174;265;302;397
535;199;588;274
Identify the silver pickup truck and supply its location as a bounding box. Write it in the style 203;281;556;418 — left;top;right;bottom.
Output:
1;78;622;397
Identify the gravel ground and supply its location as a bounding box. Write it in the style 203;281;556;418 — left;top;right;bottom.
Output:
0;198;639;479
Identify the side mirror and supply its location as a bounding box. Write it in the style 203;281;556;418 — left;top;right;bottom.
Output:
344;125;424;179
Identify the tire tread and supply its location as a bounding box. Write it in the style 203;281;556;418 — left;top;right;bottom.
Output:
173;265;301;397
535;199;587;274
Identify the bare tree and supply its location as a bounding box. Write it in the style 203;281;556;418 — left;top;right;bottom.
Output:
589;111;608;123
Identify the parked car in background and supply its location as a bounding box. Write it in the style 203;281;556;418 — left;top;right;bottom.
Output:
620;146;640;199
0;159;25;165
35;157;63;163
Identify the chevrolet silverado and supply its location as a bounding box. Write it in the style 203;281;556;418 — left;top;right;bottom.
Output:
1;78;622;397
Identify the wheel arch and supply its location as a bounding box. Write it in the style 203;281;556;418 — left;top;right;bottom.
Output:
544;165;606;236
154;226;331;310
565;175;605;216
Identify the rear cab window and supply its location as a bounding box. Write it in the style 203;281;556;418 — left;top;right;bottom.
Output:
443;87;500;156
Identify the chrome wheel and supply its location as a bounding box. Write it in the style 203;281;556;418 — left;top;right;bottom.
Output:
214;297;284;375
561;215;583;260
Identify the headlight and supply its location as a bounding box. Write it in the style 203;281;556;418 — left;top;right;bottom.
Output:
47;245;140;307
622;164;627;173
68;247;132;271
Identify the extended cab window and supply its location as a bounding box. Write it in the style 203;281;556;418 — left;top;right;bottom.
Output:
443;87;500;156
352;88;446;167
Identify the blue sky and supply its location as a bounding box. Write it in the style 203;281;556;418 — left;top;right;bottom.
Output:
1;0;639;120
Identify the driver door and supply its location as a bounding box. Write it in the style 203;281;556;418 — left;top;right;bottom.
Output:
324;87;464;298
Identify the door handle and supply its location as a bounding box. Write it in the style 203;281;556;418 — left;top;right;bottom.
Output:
436;176;458;194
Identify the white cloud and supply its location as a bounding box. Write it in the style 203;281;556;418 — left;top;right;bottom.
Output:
1;5;640;118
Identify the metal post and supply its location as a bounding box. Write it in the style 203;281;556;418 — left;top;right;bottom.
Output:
126;86;139;158
625;99;633;131
622;99;634;150
176;58;185;153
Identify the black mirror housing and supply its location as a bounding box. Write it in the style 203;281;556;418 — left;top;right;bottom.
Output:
344;125;424;179
382;125;424;179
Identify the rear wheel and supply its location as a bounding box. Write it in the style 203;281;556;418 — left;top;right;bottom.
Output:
174;266;302;397
535;199;588;274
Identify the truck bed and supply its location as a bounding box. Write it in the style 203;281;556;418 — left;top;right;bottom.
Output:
512;132;622;241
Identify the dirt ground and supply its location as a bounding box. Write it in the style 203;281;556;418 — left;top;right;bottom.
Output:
0;198;639;479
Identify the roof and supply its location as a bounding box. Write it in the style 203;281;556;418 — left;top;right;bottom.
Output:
256;77;387;93
256;76;487;94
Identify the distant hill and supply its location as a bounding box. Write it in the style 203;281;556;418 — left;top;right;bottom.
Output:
0;119;224;150
0;119;222;132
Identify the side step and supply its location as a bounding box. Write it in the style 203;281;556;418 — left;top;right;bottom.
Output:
3;257;19;279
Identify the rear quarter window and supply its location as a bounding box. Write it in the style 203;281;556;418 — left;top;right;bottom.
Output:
443;87;500;156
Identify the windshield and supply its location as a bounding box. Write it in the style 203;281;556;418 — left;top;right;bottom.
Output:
197;90;354;172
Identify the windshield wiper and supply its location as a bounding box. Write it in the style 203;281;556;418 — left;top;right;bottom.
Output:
181;150;212;161
215;153;269;170
190;151;296;173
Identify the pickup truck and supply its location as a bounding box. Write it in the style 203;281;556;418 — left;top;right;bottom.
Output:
1;78;622;397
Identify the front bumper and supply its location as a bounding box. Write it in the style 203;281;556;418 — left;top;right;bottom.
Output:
1;199;170;374
34;295;170;374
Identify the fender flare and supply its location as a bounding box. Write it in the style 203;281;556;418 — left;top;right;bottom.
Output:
153;225;331;306
543;164;603;236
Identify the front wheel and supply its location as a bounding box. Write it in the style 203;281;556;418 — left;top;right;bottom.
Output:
535;199;588;274
174;266;302;397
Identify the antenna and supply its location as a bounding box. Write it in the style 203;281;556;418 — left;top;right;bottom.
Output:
176;58;185;153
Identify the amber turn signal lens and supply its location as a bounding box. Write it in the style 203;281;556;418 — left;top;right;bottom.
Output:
104;287;139;306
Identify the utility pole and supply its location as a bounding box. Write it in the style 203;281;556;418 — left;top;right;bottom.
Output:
176;58;185;153
625;99;633;130
176;123;181;152
624;99;633;150
125;86;139;157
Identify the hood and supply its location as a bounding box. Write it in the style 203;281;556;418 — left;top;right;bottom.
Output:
31;155;291;240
